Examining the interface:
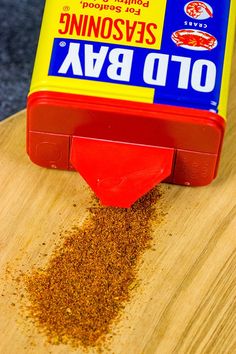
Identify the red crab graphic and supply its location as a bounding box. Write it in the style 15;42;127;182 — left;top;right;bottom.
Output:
172;29;217;50
186;1;213;19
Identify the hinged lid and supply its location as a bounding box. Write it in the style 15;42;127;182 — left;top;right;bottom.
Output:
70;136;174;207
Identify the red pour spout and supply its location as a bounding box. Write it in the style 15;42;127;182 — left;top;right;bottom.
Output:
70;137;174;208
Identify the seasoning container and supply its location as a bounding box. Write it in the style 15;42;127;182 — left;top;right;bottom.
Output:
27;0;236;207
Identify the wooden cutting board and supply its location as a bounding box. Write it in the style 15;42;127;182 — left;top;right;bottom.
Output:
0;45;236;353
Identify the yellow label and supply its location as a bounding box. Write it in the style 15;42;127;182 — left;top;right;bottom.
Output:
57;0;167;49
30;0;168;103
30;0;235;119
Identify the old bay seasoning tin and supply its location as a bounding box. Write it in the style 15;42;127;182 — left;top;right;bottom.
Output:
27;0;236;207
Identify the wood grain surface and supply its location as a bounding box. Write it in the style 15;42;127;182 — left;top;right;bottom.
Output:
0;45;236;354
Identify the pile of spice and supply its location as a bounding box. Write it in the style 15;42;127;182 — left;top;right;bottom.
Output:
24;187;164;348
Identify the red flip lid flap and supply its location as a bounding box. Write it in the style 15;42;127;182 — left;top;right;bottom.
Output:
70;137;174;208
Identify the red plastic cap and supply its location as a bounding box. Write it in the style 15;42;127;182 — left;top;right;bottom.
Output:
70;136;174;208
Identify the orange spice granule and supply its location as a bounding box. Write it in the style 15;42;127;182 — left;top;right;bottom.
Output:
24;187;164;348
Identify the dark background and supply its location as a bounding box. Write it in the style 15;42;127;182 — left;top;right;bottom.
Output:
0;0;45;120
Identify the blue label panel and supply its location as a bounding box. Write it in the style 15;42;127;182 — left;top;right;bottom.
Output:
48;0;231;112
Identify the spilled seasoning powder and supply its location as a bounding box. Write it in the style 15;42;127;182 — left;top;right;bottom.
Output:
24;187;164;348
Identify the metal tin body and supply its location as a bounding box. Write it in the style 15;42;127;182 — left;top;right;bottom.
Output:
27;0;236;207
